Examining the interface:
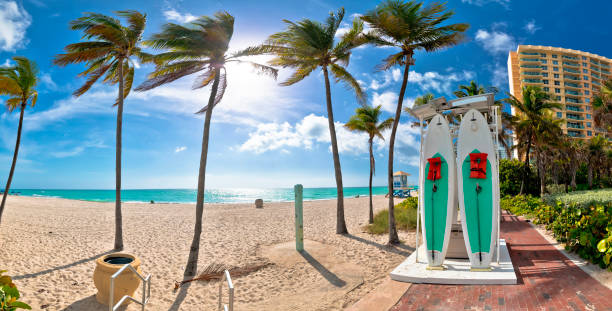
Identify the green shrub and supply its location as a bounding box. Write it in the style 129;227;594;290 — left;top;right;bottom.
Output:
501;192;612;271
366;198;418;234
0;270;31;310
499;159;539;197
542;188;612;207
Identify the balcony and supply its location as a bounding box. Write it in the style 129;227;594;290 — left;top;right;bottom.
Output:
567;123;584;129
520;52;539;56
520;64;541;69
520;58;540;63
566;105;583;112
592;73;601;79
565;90;581;96
567;114;584;120
522;71;541;76
565;97;581;103
590;60;600;66
563;61;579;67
603;70;610;75
593;80;601;85
522;79;541;83
564;75;581;81
564;68;580;74
567;131;585;138
564;82;580;88
562;55;578;60
592;67;601;72
601;63;611;69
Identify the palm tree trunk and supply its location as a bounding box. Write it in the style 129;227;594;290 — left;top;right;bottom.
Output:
322;66;347;234
114;61;124;251
0;103;25;225
184;67;220;277
536;149;546;196
588;164;593;189
519;136;532;195
388;60;411;245
570;164;577;190
368;137;374;224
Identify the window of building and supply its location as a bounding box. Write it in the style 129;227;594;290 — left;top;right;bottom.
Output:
541;60;547;64
586;105;591;110
555;88;560;93
587;114;591;119
583;62;587;67
556;112;562;118
555;96;561;100
552;54;558;58
540;53;546;57
583;69;588;73
542;73;549;77
587;131;592;136
584;76;588;80
587;122;592;127
553;67;559;72
582;56;587;60
541;66;548;70
554;81;560;85
543;87;549;91
543;80;549;85
584;83;589;88
585;90;590;95
586;98;591;103
553;60;559;65
554;74;559;78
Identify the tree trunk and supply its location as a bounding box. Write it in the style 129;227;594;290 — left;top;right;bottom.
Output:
322;66;347;234
570;165;577;190
368;137;374;224
184;67;220;277
519;135;532;195
387;60;411;245
114;60;125;251
588;164;593;189
0;103;26;225
536;149;546;196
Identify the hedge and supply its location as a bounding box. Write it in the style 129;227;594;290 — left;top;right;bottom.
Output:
502;194;612;270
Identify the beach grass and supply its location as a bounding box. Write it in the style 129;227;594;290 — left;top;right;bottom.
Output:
366;197;418;234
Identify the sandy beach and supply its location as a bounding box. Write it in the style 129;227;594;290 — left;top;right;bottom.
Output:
0;194;414;310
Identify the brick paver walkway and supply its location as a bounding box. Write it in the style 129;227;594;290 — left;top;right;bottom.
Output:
391;211;612;311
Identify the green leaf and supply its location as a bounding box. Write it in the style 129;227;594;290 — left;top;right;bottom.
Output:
10;301;32;310
604;253;611;265
598;238;609;253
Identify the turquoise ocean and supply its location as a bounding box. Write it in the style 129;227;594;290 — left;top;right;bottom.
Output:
12;187;396;204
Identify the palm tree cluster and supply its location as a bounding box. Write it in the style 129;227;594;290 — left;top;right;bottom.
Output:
0;0;471;277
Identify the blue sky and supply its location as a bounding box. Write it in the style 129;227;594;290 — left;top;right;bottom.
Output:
0;0;611;189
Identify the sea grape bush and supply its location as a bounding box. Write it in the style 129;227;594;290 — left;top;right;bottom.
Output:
501;194;612;270
0;271;31;310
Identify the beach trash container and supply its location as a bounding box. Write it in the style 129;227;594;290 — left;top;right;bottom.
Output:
93;253;142;306
255;198;264;208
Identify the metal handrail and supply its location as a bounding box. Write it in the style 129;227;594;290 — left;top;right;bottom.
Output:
109;264;152;311
218;270;234;311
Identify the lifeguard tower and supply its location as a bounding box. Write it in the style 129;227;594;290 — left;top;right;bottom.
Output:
393;171;414;198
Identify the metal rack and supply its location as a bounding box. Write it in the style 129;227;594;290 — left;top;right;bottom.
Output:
410;93;502;265
109;264;152;311
218;270;234;311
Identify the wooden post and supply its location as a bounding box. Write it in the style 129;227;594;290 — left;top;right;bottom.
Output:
294;184;304;252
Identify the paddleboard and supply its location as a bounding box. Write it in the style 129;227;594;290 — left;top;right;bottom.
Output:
456;109;499;269
419;114;457;267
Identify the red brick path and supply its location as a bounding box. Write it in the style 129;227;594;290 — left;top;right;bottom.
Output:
391;211;612;311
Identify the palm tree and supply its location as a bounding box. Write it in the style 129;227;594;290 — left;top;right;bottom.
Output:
344;105;393;224
532;116;562;195
257;8;365;234
412;92;434;108
0;57;38;225
592;79;612;132
54;11;149;250
586;135;608;189
503;85;561;194
361;0;468;244
453;80;493;98
135;12;278;277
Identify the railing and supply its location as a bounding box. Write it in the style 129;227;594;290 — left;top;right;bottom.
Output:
564;68;580;74
592;67;600;72
563;61;579;67
522;71;541;76
564;82;580;88
520;58;539;62
567;123;584;129
565;97;581;103
562;55;578;60
520;52;539;56
520;64;541;68
564;75;580;81
109;264;151;311
566;106;583;112
218;270;234;311
567;115;584;121
592;73;601;79
593;80;601;85
522;79;541;83
565;90;581;96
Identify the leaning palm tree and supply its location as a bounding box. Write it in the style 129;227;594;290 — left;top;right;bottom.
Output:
592;79;612;132
503;85;561;194
344;105;393;224
361;0;468;244
0;57;38;225
135;12;278;277
257;8;365;234
54;11;149;250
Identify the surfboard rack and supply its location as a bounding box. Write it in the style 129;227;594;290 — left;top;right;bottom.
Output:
411;93;503;271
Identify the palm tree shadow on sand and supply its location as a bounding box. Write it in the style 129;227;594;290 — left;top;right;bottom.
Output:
61;295;127;311
13;250;115;281
343;234;415;257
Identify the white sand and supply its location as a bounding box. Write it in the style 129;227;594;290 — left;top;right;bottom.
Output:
0;195;414;310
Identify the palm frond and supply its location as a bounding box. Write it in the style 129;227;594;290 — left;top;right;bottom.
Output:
329;63;365;104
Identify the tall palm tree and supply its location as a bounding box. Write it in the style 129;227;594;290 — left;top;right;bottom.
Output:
586;135;608;189
54;11;149;250
344;105;393;224
503;85;561;194
592;79;612;132
532;116;562;195
361;0;468;244
135;12;278;277
0;57;38;225
257;8;365;234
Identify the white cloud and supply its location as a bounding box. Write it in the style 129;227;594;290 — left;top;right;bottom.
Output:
391;68;402;82
372;91;398;113
523;19;540;34
461;0;510;8
239;114;420;157
175;146;187;153
408;70;475;94
490;62;508;88
163;9;197;23
368;69;402;90
0;1;31;51
474;29;516;54
1;59;11;67
50;138;107;158
40;73;57;90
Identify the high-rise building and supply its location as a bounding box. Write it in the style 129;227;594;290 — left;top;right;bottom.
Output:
508;45;611;141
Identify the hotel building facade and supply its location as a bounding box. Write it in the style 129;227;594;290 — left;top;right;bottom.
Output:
507;45;611;140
